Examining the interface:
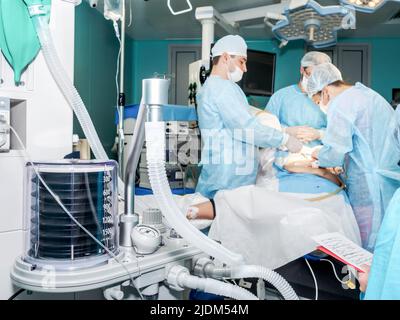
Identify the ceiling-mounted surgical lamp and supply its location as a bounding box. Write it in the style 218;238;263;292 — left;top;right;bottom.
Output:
167;0;193;15
271;0;356;48
340;0;397;13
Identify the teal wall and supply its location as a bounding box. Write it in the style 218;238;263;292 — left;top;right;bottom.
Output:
127;40;200;104
127;39;305;107
128;37;400;106
74;14;400;155
338;37;400;102
74;2;123;157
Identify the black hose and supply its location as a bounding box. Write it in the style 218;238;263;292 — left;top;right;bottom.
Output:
8;289;25;300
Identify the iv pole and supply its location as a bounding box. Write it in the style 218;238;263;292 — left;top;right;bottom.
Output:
117;0;126;179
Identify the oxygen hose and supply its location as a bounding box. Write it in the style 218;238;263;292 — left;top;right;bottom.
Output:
30;11;125;197
228;265;299;300
145;121;245;266
167;265;258;300
198;259;299;300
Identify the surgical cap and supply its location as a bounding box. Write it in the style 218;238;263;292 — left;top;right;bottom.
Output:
211;35;247;58
306;63;343;97
301;51;331;68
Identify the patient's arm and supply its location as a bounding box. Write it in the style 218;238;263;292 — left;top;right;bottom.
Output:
283;160;342;187
186;201;214;220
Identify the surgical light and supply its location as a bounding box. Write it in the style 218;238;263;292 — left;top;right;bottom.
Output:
272;0;355;49
340;0;390;13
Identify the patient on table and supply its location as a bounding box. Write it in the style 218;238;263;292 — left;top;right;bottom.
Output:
135;104;359;269
133;103;360;270
179;107;357;269
249;106;342;187
178;184;361;270
186;107;344;221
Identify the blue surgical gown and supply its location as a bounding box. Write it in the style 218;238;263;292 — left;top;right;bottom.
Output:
317;83;400;252
196;75;284;198
265;84;327;147
364;188;400;299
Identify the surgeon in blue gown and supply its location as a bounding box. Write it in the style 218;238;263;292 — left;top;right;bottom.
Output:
195;35;303;198
266;51;331;147
262;52;334;198
360;187;400;299
306;62;400;252
359;110;400;299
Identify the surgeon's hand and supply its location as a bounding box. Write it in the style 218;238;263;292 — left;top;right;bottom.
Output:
359;265;371;293
284;126;321;143
311;148;320;160
283;126;306;137
327;167;344;175
285;135;303;153
295;127;322;143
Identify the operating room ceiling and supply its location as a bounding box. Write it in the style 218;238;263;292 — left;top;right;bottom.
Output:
109;0;400;40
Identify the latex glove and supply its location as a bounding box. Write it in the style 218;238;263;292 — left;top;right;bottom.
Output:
283;126;307;137
259;148;276;172
311;148;320;160
284;135;303;153
295;127;322;143
327;167;344;175
358;265;371;293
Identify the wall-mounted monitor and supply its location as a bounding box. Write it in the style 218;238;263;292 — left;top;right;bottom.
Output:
239;49;276;97
392;88;400;109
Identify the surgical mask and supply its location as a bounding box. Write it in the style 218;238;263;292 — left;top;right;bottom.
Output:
227;59;244;83
319;101;329;114
319;92;330;114
301;75;309;91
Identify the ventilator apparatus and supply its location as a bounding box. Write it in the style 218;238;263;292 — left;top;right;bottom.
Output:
11;75;298;300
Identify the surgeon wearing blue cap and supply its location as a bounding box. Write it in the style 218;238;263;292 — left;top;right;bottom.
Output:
196;35;303;198
307;62;400;252
266;51;331;147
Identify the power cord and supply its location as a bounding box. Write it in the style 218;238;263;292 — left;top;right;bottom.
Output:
8;289;26;300
320;259;349;285
113;20;125;171
305;258;318;300
114;20;123;124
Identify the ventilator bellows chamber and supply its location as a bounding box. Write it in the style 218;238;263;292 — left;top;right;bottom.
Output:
23;160;119;270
